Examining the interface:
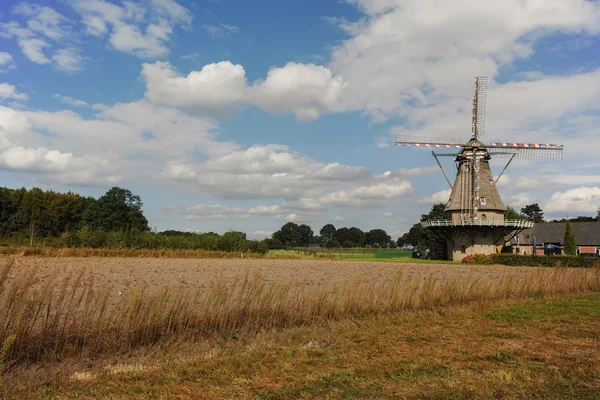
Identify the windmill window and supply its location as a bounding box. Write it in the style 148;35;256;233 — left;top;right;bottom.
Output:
480;197;487;205
482;214;487;221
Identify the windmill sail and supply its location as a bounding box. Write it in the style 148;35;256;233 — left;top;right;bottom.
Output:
472;77;489;140
487;143;563;160
395;134;463;148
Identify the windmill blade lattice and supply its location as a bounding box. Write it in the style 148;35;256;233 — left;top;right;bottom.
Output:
487;143;563;160
472;77;489;140
395;134;463;148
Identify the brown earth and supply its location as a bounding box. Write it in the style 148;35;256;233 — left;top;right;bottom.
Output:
4;257;536;298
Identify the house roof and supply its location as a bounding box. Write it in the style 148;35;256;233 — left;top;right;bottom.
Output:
511;222;600;246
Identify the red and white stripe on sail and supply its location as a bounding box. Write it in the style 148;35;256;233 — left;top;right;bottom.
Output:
397;143;463;148
488;143;563;150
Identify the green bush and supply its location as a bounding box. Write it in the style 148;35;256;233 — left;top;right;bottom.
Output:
461;253;598;268
491;253;597;268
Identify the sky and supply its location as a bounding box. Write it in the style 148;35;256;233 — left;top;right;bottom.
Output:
1;0;600;240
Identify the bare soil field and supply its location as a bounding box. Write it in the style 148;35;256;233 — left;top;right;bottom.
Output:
5;257;536;297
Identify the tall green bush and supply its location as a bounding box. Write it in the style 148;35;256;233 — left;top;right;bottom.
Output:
564;221;577;256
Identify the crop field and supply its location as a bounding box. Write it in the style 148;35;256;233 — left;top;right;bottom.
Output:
1;257;600;398
275;248;415;260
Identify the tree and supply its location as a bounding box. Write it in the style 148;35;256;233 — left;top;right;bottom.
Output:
505;206;527;221
264;238;284;250
18;188;44;245
396;235;407;248
347;227;365;247
521;203;544;223
272;222;314;247
365;229;392;248
333;227;350;246
83;187;150;232
564;221;577;256
319;224;336;244
420;203;447;221
219;231;247;252
404;224;425;247
403;203;448;250
296;224;314;247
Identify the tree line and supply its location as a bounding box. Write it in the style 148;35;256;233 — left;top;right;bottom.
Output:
0;186;265;253
266;222;396;249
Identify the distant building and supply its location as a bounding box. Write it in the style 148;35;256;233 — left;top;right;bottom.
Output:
509;222;600;256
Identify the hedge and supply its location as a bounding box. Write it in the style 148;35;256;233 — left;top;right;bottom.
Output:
463;253;599;268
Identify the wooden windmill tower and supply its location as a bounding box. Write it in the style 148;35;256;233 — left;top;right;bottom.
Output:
396;77;563;260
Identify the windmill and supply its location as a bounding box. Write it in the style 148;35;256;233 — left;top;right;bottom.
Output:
396;77;564;260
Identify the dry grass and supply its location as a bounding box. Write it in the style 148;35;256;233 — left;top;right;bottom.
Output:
4;292;600;399
0;246;326;259
1;258;600;371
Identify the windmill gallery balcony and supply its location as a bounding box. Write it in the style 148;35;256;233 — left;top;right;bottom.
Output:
421;219;534;229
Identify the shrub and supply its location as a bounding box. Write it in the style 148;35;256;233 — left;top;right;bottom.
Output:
491;253;598;268
462;254;493;264
461;253;598;268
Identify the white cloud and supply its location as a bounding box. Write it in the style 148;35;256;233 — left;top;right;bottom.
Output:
418;189;451;204
142;61;247;114
248;205;282;215
333;216;345;222
72;0;192;58
383;211;393;217
52;48;84;72
0;106;32;132
0;83;27;101
330;0;600;121
248;62;346;121
141;61;346;120
318;180;412;207
165;204;247;220
19;38;51;64
203;23;240;38
249;230;273;239
544;187;600;214
52;93;88;108
0;100;236;186
0;53;15;72
506;192;534;209
1;4;83;70
13;3;71;40
494;173;511;188
159;161;197;180
160;143;420;203
0;106;119;185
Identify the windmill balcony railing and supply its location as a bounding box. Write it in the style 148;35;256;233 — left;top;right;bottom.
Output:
421;219;534;229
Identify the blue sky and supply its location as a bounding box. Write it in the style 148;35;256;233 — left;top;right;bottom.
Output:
1;0;600;239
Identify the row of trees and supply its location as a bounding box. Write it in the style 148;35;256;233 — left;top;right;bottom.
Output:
0;186;150;244
269;222;396;249
0;186;267;252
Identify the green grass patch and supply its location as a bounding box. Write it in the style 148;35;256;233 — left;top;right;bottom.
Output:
385;363;450;384
256;371;385;400
485;292;600;323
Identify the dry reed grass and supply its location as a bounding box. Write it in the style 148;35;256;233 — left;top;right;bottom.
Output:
1;258;599;369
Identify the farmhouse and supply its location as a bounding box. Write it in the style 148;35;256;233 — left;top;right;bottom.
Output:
510;222;600;256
